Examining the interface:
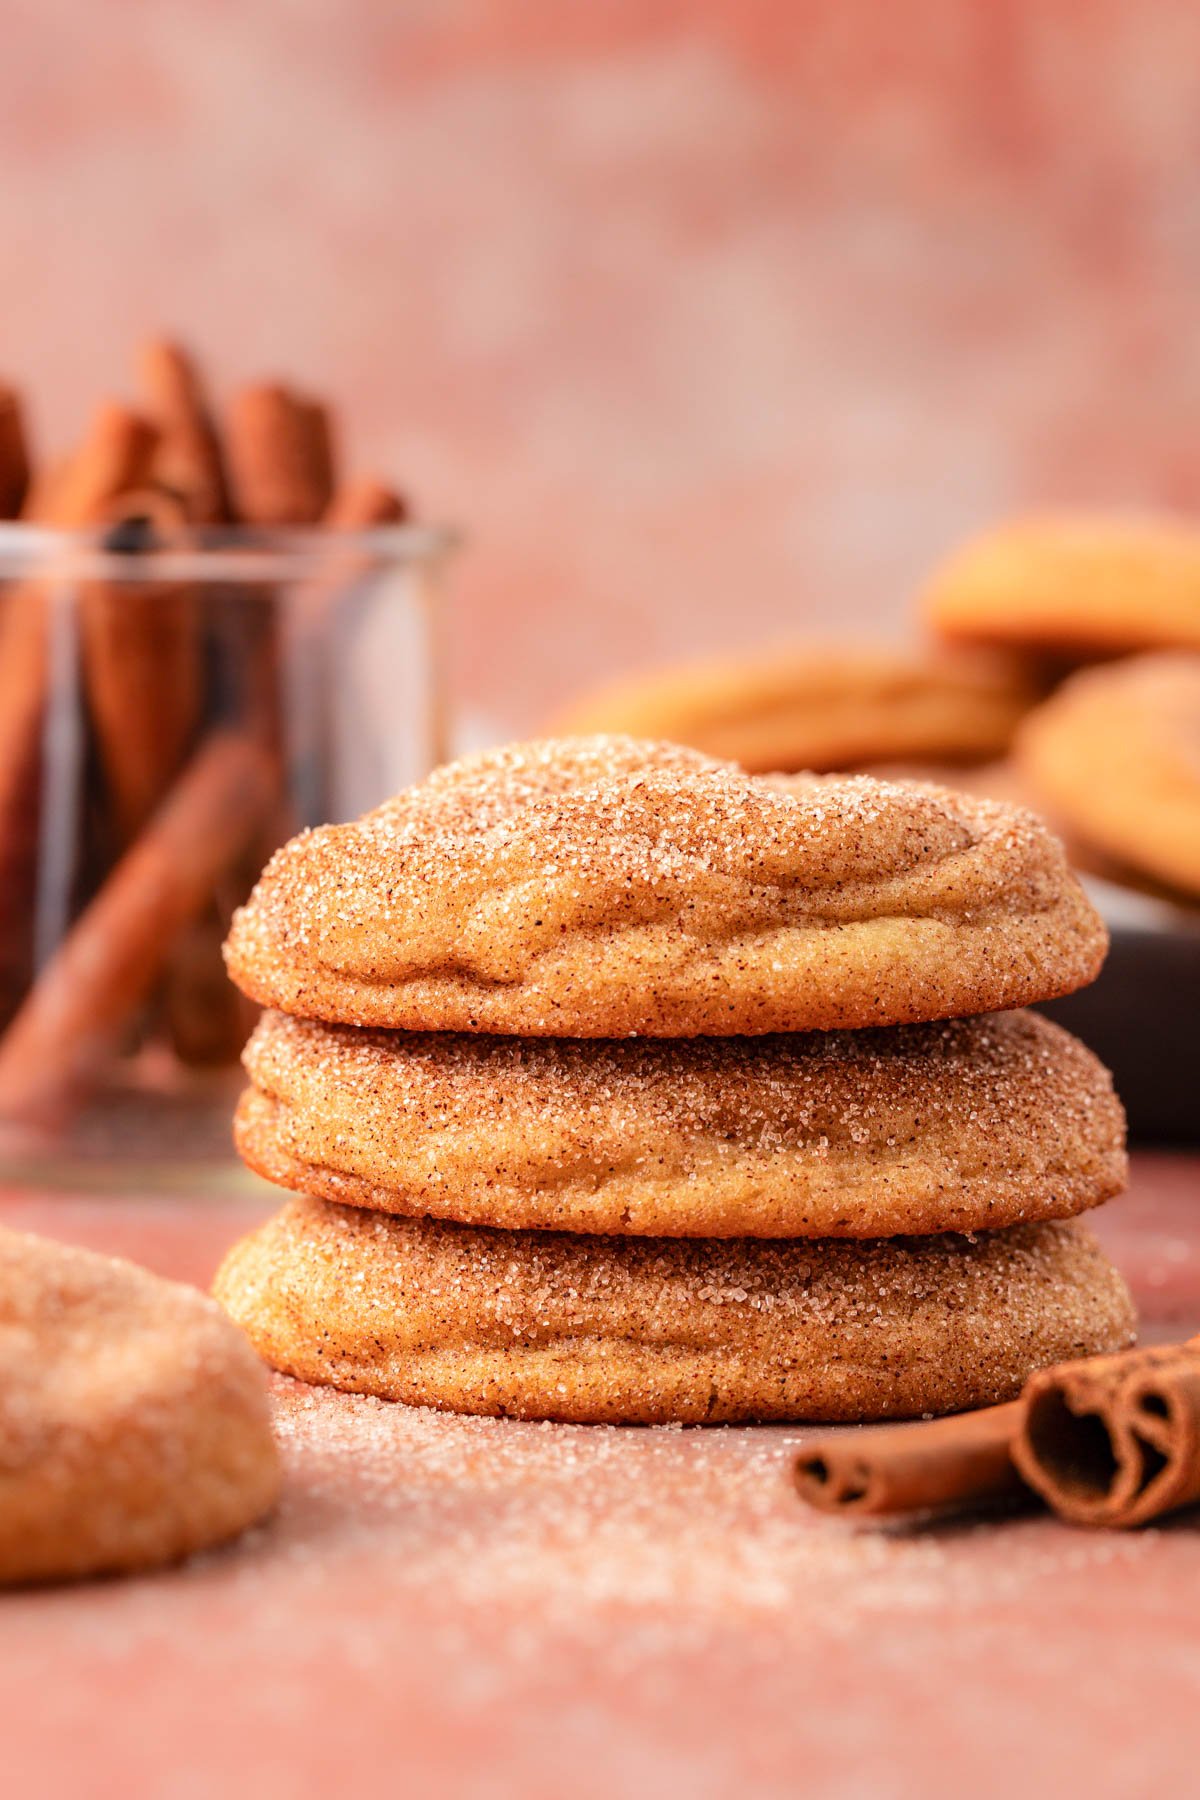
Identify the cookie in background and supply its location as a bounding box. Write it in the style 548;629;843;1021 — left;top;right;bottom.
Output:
920;512;1200;657
1017;652;1200;901
548;642;1045;773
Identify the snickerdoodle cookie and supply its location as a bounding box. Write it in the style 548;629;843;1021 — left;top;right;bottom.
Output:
923;514;1200;656
224;737;1106;1036
1017;653;1200;898
0;1227;280;1585
550;646;1041;772
213;1199;1135;1425
238;1009;1125;1239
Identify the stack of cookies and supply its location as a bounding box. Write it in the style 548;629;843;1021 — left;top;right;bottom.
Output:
214;737;1135;1425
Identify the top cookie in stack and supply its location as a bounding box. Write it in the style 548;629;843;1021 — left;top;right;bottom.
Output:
216;738;1133;1425
224;736;1105;1036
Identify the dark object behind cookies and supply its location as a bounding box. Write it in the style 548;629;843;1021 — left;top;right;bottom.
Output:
1042;905;1200;1145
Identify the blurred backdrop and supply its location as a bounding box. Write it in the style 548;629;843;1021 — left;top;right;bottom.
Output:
5;0;1200;737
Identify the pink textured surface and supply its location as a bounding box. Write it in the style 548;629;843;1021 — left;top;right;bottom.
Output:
2;1151;1199;1799
4;4;1200;736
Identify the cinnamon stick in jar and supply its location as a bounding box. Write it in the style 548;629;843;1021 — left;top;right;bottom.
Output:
0;386;30;519
279;474;410;827
0;403;160;1024
83;353;231;1062
0;730;276;1121
52;402;159;526
220;384;337;742
218;384;340;857
138;339;230;524
80;486;204;846
325;477;408;530
226;384;335;525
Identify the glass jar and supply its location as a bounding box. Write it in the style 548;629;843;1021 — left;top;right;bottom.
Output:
0;521;454;1186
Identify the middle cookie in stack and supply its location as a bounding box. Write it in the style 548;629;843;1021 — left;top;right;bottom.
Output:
216;737;1134;1424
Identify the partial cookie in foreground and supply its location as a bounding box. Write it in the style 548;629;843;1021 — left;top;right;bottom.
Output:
922;514;1200;656
549;645;1042;772
0;1227;280;1585
213;1199;1135;1425
1017;652;1200;899
224;737;1107;1036
239;1009;1126;1239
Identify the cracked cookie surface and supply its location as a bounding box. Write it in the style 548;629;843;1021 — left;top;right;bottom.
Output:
224;737;1106;1036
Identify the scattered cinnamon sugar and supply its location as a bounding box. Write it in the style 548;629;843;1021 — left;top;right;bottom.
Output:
34;1380;1150;1662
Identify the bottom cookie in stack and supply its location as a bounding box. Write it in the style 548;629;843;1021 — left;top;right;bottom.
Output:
214;1010;1135;1425
215;1200;1133;1426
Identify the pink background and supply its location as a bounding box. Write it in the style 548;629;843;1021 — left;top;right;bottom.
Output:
5;1;1200;734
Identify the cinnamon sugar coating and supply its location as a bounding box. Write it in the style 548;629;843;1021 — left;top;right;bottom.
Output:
550;645;1041;772
238;1009;1126;1239
923;514;1200;655
1017;653;1200;898
224;737;1106;1036
213;1199;1135;1425
0;1227;280;1585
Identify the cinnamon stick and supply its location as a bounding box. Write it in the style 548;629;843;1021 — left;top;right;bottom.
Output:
324;477;407;529
0;385;30;518
276;474;409;828
0;404;160;1025
163;895;256;1066
135;342;243;1063
52;402;159;526
1014;1339;1200;1528
81;487;203;844
299;397;335;515
226;384;334;524
0;577;43;1027
796;1336;1200;1530
795;1404;1025;1519
221;384;339;876
19;457;71;524
0;730;275;1120
137;339;230;523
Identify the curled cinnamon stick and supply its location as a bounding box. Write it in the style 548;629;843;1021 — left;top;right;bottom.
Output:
796;1336;1200;1530
1014;1339;1200;1528
138;339;230;523
0;730;275;1120
795;1404;1025;1518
